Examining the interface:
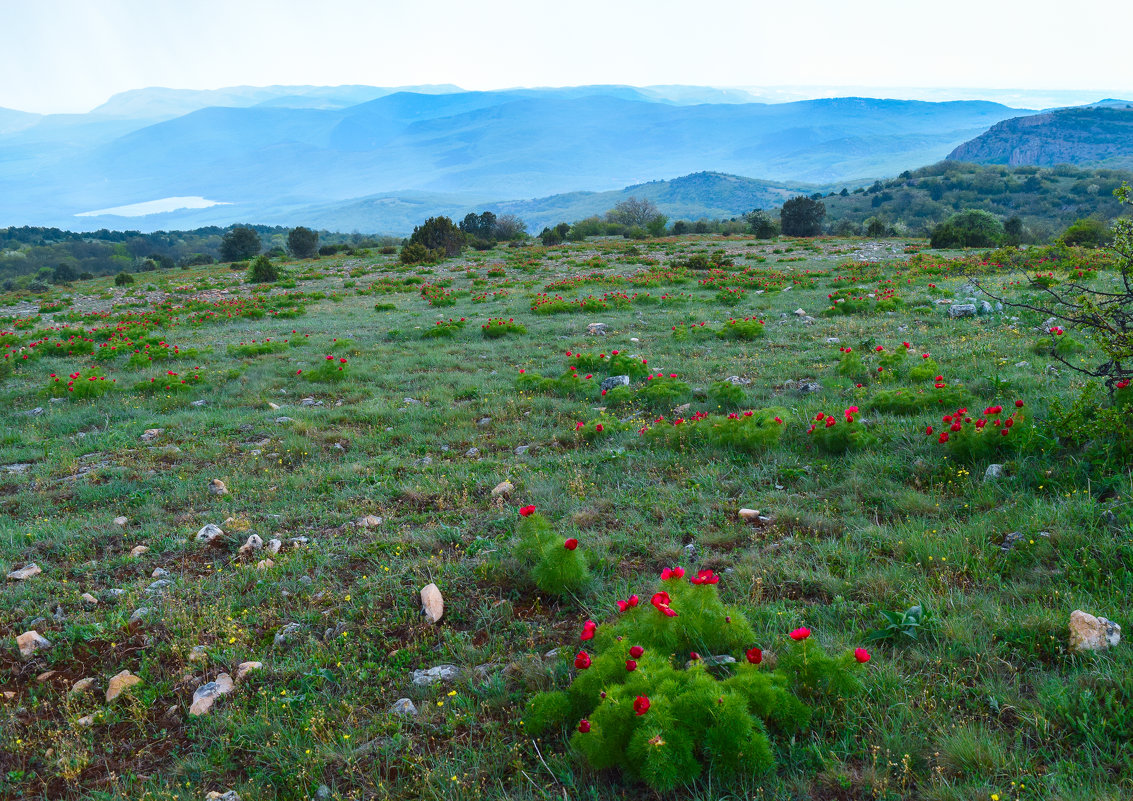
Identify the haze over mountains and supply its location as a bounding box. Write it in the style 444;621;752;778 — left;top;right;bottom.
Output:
0;84;1043;234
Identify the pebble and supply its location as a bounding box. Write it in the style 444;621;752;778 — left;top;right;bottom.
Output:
190;673;235;716
490;480;514;497
105;670;142;701
390;698;418;716
113;516;129;527
70;677;97;695
130;545;149;556
411;664;461;686
7;563;42;581
208;479;229;496
1069;610;1122;652
420;583;444;624
17;631;52;657
235;661;263;681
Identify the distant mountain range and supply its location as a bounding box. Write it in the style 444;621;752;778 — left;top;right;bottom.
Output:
0;84;1035;233
947;104;1133;169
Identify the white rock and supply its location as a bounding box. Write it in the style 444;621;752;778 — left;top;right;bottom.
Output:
105;670;142;701
196;524;224;544
411;664;461;686
390;698;418;716
1069;610;1122;652
738;508;761;520
358;515;383;528
113;516;129;527
420;583;444;624
130;545;149;557
189;673;235;716
490;480;514;497
235;661;263;681
70;677;97;695
208;479;228;496
7;563;42;581
140;428;164;442
17;630;52;657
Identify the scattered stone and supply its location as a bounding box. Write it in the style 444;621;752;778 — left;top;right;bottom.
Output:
411;664;461;686
80;593;99;606
18;408;43;417
7;563;42;581
17;631;52;657
723;375;751;385
204;791;241;801
794;379;822;394
267;401;281;410
299;397;322;407
825;337;840;344
255;558;274;570
358;515;383;528
105;670;142;701
146;579;173;595
1069;610;1121;652
1014;361;1029;368
238;534;264;559
235;661;263;682
266;539;282;555
151;567;170;578
1000;531;1025;551
140;428;164;442
793;308;807;317
188;645;208;663
738;508;760;521
37;670;58;682
477;417;492;427
76;714;96;727
984;464;1005;481
70;677;96;695
600;375;630;392
948;303;976;318
189;673;235;716
129;608;151;624
113;516;129;527
0;463;32;474
414;456;433;466
514;445;530;456
129;544;149;558
208;479;228;496
465;447;479;458
674;403;691;414
491;480;514;497
683;543;698;562
420;583;444;624
274;622;302;647
979;300;994;315
586;322;608;336
390;698;418;716
196;524;224;545
190;399;207;407
103;588;126;601
275;416;295;424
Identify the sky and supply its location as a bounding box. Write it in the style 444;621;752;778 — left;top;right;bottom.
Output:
4;0;1132;114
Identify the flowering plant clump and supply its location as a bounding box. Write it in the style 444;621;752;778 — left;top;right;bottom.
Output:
480;317;526;338
927;400;1031;461
46;368;116;399
835;347;865;379
1032;326;1085;357
907;353;942;382
634;373;693;412
867;383;967;415
639;409;786;454
568;418;626;444
420;283;457;306
133;368;206;395
516;369;596;399
716;317;766;341
511;507;590;596
671;321;715;341
706;380;745;409
806;407;873;453
305;354;350;383
227;340;290;358
422;317;467;339
524;568;870;792
567;350;650;379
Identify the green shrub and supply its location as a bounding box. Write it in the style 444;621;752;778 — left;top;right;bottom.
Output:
46;368;115;399
806;406;873;453
716;317;765;340
511;508;590;596
114;272;134;286
248;255;280;283
643;409;786;453
481;317;526;338
707;380;745;409
304;355;350;382
422;318;466;339
928;400;1031;462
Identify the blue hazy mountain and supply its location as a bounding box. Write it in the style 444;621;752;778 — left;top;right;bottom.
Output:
0;85;1035;230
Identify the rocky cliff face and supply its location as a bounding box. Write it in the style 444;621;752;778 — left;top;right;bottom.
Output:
948;107;1133;168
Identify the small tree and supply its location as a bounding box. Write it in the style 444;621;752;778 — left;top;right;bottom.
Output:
1061;218;1110;248
248;254;280;283
52;263;77;284
287;226;319;258
493;214;528;240
779;196;826;237
114;271;134;286
929;210;1004;249
745;210;778;239
220;226;262;262
410;216;464;257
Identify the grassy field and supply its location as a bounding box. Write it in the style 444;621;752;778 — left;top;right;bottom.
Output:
1;235;1130;801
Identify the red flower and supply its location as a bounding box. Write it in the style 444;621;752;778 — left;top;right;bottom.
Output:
689;569;720;585
574;651;591;669
633;696;650;716
625;659;637;672
925;426;933;435
789;627;811;641
519;505;536;517
689;651;700;661
746;647;763;664
650;592;678;617
1015;399;1024;408
629;645;644;658
595;423;604;432
580;620;596;640
660;566;685;580
854;648;870;663
564;538;578;551
578;719;591;733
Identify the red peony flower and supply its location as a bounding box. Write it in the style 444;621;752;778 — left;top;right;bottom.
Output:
580;620;596;640
789;627;811;641
578;719;591;733
660;566;685;580
746;647;763;664
574;651;591;669
519;505;536;517
633;696;650;716
1015;399;1024;408
625;659;637;672
564;538;578;550
690;569;720;585
629;645;644;658
650;591;678;617
854;648;870;663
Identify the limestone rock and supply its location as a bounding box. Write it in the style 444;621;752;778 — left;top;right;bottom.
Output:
129;607;151;624
189;673;235;716
274;622;302;647
235;661;263;682
17;630;52;657
266;539;282;555
1069;610;1121;652
738;508;760;520
195;524;224;545
391;698;418;716
420;583;444;624
113;516;129;527
984;464;1005;481
140;428;164;442
70;677;97;695
948;303;976;318
514;445;530;456
130;545;149;557
358;515;383;528
255;558;274;570
490;480;514;497
7;563;41;581
586;322;608;336
80;593;99;606
106;670;141;701
205;791;242;801
208;479;228;496
600;375;630;393
237;534;263;559
411;664;461;686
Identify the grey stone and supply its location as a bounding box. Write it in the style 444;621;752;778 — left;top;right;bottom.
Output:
514;445;530;456
465;448;479;458
7;563;42;581
984;464;1005;481
586;322;608;336
948;304;976;318
274;622;302;647
390;698;418;716
146;579;174;594
1000;531;1025;551
600;375;630;393
129;608;151;624
477;417;491;427
189;673;235;716
411;664;461;686
1069;610;1122;652
195;524;224;544
723;375;751;386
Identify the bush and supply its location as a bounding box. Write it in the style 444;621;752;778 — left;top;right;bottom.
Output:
1060;218;1109;248
510;507;590;595
806;407;873;453
409;216;465;257
927;400;1031;462
930;210;1004;249
642;409;786;453
303;355;350;383
220;226;262;262
779;196;826;237
422;318;466;339
46;368;115;400
114;272;134;286
287;226;319;258
716;317;765;340
399;243;443;265
248;255;280;283
524;568;869;793
480;317;526;338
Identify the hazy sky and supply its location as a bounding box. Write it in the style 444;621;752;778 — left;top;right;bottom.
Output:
5;0;1132;113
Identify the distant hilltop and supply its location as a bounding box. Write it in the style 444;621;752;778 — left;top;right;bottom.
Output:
948;105;1133;169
